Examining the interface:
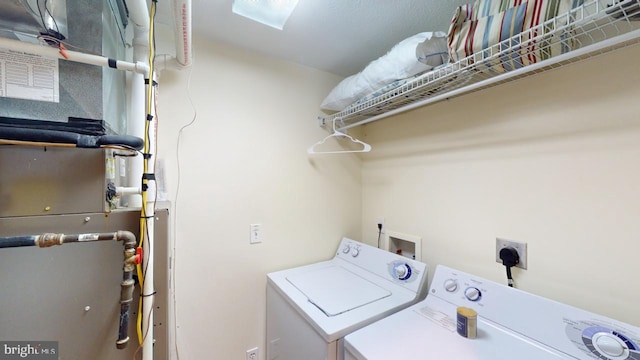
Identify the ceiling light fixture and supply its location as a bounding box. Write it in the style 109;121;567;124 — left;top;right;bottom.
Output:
232;0;299;30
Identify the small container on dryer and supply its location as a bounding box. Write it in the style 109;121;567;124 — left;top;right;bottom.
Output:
456;307;477;339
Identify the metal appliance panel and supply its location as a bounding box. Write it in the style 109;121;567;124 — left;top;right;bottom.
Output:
0;208;169;360
0;146;105;217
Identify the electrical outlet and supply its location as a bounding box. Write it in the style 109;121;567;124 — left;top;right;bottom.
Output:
246;347;258;360
495;238;527;269
376;217;385;234
269;339;280;359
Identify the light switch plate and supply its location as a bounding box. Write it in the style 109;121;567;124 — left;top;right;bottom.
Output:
250;224;262;244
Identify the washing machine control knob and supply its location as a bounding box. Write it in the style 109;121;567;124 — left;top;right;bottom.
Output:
351;247;360;257
444;279;458;292
465;287;482;301
593;333;626;357
392;263;412;281
342;244;351;254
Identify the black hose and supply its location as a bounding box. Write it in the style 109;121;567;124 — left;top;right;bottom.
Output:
0;235;37;248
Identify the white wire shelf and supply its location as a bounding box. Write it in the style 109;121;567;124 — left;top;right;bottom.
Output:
320;0;640;130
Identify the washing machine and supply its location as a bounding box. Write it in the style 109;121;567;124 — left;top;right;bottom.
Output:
266;237;429;360
344;264;640;360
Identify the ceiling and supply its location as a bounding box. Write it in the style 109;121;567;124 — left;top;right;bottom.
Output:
189;0;470;77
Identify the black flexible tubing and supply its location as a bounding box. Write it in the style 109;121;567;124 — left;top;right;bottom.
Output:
0;235;37;248
506;266;514;287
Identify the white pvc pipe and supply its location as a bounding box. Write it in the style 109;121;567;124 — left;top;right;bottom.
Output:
0;37;148;75
126;28;148;209
126;2;153;360
125;72;144;208
141;73;157;360
142;208;156;360
126;3;190;360
116;187;141;196
128;0;150;29
173;0;193;67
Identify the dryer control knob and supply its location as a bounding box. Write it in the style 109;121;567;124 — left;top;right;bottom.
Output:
342;244;351;254
464;287;482;301
594;333;626;357
444;279;458;292
351;247;360;257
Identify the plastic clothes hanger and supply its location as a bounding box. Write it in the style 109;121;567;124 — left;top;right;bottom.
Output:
307;117;372;154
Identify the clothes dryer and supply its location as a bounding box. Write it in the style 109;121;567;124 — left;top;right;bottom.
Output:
344;265;640;360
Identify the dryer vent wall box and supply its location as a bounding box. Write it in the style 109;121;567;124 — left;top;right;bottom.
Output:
266;237;429;360
385;231;422;261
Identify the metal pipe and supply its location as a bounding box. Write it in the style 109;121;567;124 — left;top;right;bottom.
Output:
0;230;138;349
117;268;135;349
116;230;137;349
0;232;123;248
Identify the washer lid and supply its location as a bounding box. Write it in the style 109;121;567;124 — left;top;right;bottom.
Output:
286;265;392;317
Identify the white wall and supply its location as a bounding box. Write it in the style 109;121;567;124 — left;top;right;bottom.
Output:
361;45;640;326
156;36;363;359
155;31;639;359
